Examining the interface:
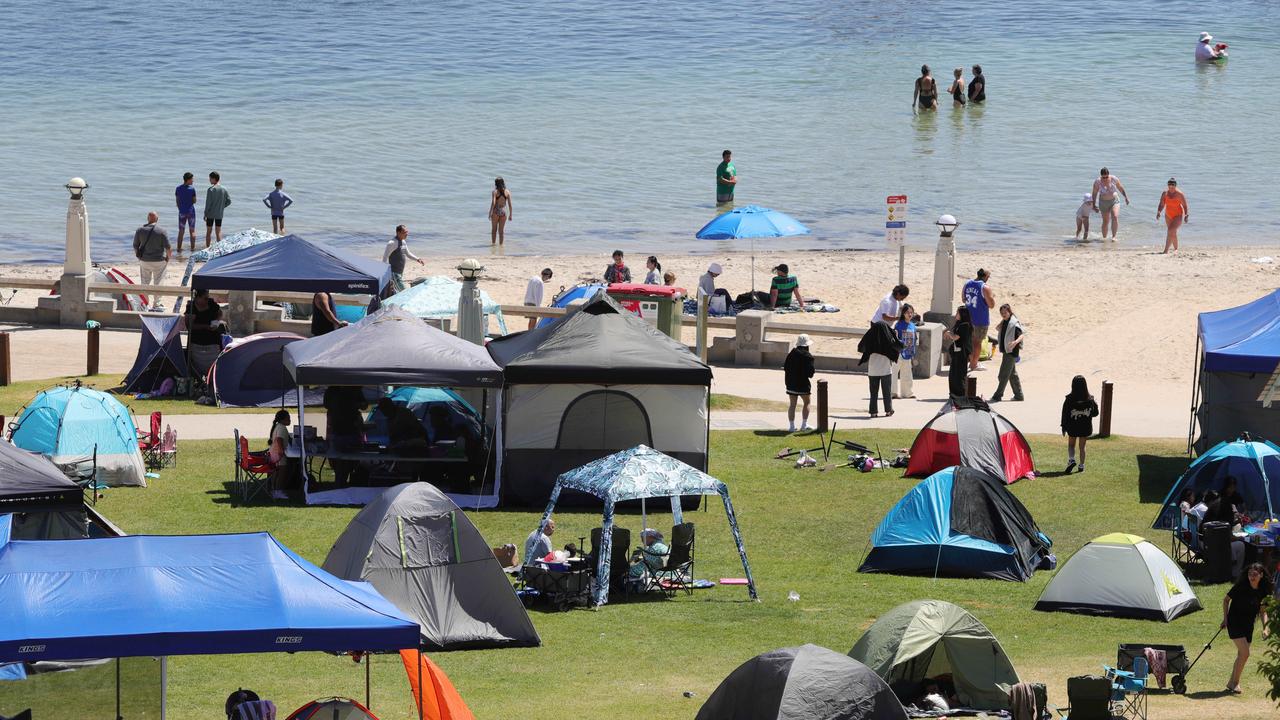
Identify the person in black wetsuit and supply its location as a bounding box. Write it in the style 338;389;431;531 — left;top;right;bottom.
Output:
1222;563;1271;693
968;65;986;103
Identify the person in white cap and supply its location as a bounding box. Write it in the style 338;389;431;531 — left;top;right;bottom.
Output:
1075;192;1096;240
1196;32;1223;62
699;262;722;299
783;334;816;432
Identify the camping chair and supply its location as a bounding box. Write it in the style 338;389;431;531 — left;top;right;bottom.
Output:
1172;511;1202;566
159;424;178;468
652;522;696;597
1053;675;1113;720
233;429;274;504
1106;657;1148;720
139;412;163;469
590;527;632;595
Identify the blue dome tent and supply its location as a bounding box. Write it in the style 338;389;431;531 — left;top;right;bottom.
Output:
1152;436;1280;530
858;467;1052;581
9;385;146;488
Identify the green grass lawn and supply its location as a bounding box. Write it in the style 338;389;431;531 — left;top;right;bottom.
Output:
0;374;279;420
3;430;1275;719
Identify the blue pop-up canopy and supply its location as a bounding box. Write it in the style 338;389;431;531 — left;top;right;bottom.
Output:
192;234;392;294
1197;290;1280;373
0;532;419;663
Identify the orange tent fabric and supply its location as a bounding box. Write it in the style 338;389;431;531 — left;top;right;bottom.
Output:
399;649;475;720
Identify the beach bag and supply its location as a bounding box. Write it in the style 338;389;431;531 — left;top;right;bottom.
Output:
709;295;727;315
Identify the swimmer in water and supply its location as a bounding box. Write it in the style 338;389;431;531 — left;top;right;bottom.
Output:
1157;178;1189;254
948;68;966;107
1091;167;1130;240
1196;32;1225;62
913;65;938;114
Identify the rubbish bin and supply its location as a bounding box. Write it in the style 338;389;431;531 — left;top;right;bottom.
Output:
606;283;685;340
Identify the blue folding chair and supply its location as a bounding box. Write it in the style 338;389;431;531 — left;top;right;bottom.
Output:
1105;656;1148;720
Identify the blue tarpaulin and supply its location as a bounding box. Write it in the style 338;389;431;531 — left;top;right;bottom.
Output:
192;234;392;294
0;532;419;662
1198;290;1280;373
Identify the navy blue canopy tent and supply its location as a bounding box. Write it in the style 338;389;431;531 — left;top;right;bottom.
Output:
858;467;1052;582
122;315;187;393
0;532;418;663
1191;290;1280;453
191;234;392;294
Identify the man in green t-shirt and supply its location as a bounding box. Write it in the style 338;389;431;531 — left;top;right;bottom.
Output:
769;263;804;309
716;149;737;204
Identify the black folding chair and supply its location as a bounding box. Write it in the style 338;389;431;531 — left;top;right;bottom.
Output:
652;522;695;597
590;526;632;595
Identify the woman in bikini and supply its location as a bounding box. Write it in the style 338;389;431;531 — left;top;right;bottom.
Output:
1090;167;1129;240
1157;178;1189;254
913;65;938;114
948;67;966;107
489;177;513;246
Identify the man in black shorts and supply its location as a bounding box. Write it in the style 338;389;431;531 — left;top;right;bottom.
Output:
203;171;231;247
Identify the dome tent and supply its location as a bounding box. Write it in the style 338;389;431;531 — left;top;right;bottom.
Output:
285;697;378;720
696;644;908;720
121;315;186;394
322;482;540;650
1035;533;1200;622
209;332;322;408
9;384;146;488
858;467;1052;581
1151;435;1280;530
906;397;1034;484
850;600;1019;712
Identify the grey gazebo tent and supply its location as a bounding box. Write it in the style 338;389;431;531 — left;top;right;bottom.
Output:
537;445;756;606
488;293;712;506
0;441;120;540
697;644;908;720
850;600;1019;711
282;305;504;507
322;482;540;650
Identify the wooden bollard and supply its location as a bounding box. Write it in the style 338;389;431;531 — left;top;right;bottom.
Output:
816;379;829;433
966;375;978;398
1099;380;1114;438
87;326;100;376
0;332;10;386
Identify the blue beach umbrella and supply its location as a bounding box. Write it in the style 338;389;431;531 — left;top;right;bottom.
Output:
695;205;810;292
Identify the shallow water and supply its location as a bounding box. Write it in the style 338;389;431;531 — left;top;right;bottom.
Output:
0;0;1277;262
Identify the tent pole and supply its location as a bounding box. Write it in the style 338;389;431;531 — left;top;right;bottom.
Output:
417;649;424;720
365;653;371;709
1187;336;1202;456
297;385;307;502
115;657;122;720
160;656;167;720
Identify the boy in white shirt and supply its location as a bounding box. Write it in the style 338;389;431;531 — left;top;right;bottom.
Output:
524;268;553;330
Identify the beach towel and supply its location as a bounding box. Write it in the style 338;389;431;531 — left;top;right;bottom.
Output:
1144;647;1167;689
1008;682;1036;720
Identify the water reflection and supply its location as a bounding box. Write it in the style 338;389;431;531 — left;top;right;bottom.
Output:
912;110;938;155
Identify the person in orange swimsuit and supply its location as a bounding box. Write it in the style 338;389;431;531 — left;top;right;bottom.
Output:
1157;178;1190;254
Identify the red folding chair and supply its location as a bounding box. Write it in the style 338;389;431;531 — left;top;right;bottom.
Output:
234;429;274;504
139;412;163;469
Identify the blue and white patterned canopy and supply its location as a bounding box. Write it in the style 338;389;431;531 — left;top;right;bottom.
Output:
555;445;726;503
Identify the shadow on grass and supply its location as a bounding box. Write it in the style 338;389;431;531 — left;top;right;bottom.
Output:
1185;689;1235;700
1137;454;1191;503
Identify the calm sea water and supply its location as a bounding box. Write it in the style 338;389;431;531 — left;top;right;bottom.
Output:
1;0;1278;263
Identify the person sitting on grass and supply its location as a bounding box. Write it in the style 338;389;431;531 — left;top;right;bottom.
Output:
626;528;669;590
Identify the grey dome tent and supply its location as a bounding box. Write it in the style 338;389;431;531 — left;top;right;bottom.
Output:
488;292;711;506
1034;533;1200;622
697;644;908;720
209;332;322;408
122;315;187;394
322;482;539;650
850;600;1019;711
0;441;121;540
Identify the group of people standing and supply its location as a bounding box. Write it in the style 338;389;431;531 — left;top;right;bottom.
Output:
1078;167;1190;253
913;64;985;113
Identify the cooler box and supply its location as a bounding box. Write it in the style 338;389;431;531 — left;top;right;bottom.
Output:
606;283;685;340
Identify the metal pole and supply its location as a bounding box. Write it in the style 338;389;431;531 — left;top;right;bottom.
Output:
695;293;709;363
87;326;100;376
365;653;371;709
160;656;167;720
417;650;424;720
816;379;829;432
1099;380;1114;438
297;385;307;502
0;332;10;386
898;245;905;286
116;657;122;720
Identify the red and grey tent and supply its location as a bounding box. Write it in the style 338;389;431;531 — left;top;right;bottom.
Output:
905;397;1034;484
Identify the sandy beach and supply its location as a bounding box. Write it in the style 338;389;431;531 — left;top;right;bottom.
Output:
3;242;1275;440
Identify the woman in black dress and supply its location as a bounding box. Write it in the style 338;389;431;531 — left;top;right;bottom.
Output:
783;334;816;433
942;306;972;398
1060;375;1099;473
1222;563;1272;693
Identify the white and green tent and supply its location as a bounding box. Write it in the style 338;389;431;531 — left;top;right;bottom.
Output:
1034;533;1200;622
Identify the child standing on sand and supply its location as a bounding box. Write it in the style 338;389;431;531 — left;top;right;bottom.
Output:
1061;375;1099;473
1074;193;1095;240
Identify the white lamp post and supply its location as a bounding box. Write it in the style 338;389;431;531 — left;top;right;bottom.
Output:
58;177;92;326
456;258;485;345
925;214;959;323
